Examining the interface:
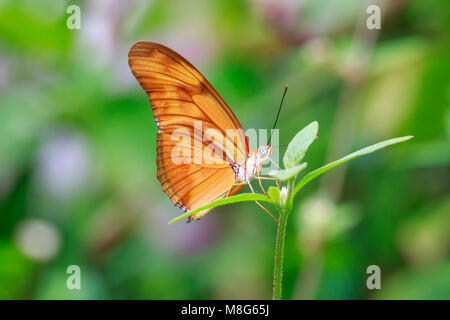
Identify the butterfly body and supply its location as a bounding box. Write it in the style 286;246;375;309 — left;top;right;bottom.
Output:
234;145;272;184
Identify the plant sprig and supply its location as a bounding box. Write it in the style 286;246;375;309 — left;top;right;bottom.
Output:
168;121;413;299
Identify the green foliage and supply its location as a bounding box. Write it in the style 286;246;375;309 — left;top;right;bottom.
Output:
267;187;281;207
283;121;318;169
269;163;307;181
293;136;414;197
169;193;273;224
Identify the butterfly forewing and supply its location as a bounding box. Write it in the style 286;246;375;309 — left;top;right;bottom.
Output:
128;41;247;216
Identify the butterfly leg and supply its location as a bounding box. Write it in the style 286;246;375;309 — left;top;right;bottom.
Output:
247;181;279;225
255;175;280;192
255;172;269;197
247;181;255;193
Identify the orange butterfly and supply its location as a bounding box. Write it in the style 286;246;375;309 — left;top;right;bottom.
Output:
128;42;278;222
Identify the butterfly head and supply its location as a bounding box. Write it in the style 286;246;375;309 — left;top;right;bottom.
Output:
257;145;272;165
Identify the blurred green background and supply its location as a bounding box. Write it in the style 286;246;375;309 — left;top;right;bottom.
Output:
0;0;449;299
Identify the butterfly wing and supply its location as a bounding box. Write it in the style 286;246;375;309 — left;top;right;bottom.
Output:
128;41;248;219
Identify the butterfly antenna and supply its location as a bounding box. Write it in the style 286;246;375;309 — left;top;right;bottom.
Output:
271;143;290;148
268;84;288;145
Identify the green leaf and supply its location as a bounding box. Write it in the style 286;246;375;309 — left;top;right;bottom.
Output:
293;136;414;197
267;186;281;204
283;121;318;168
168;193;273;224
268;163;307;181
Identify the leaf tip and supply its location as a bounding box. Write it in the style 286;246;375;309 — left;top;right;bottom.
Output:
310;121;319;136
397;135;414;143
309;121;319;131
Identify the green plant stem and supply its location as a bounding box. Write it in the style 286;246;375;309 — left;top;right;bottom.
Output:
272;207;290;299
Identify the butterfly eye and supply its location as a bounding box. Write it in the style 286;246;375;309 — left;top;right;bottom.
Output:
258;146;267;156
